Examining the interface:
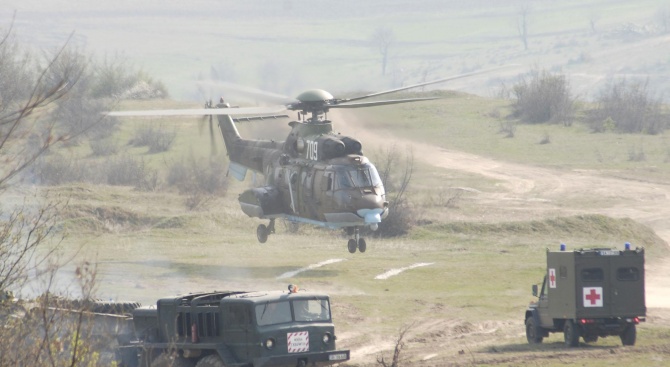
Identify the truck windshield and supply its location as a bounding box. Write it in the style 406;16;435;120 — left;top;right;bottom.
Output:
255;299;331;326
294;299;331;322
335;163;383;190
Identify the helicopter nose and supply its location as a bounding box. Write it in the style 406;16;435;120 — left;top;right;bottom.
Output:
357;208;384;224
353;192;385;209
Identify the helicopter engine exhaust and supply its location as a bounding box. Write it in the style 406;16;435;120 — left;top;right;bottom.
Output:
320;137;346;159
340;137;362;155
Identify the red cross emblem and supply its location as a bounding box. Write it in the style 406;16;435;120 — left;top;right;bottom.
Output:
548;268;556;288
583;287;603;307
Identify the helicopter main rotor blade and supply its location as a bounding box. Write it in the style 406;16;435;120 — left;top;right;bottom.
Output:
106;106;288;117
196;80;297;105
329;97;440;109
340;64;518;104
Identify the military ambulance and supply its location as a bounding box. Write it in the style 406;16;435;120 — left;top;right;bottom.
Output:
525;244;646;347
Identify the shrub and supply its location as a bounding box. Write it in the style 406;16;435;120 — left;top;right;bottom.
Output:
588;79;668;134
167;155;229;210
89;138;119;156
369;145;415;237
33;154;157;190
512;68;574;125
104;156;158;190
130;124;176;153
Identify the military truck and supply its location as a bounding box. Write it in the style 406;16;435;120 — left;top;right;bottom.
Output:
117;285;350;367
525;244;646;347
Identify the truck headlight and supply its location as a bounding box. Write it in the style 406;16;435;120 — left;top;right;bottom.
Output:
322;333;332;344
265;338;275;349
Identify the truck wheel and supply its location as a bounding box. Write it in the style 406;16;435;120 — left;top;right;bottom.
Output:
150;353;195;367
195;355;226;367
620;324;636;346
563;320;580;347
525;317;543;344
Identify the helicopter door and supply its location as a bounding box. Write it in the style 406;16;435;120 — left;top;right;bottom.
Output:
300;170;317;219
285;168;300;214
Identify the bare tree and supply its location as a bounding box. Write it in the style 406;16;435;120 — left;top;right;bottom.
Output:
0;38;77;187
589;78;668;134
370;26;395;76
372;145;415;237
0;19;109;366
376;323;414;367
0;20;77;292
516;3;531;51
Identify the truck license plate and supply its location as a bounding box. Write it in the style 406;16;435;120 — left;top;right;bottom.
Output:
329;353;347;361
598;250;620;256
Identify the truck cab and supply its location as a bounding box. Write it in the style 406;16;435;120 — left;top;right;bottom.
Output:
118;285;349;367
525;244;646;347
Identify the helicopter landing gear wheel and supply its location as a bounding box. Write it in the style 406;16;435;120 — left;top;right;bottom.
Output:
358;238;367;253
256;219;276;244
345;227;366;254
347;239;357;253
257;224;268;243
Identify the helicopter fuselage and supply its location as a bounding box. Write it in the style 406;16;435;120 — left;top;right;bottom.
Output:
219;115;388;230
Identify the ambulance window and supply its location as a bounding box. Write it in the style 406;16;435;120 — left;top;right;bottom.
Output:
617;267;639;281
581;268;603;282
559;266;567;279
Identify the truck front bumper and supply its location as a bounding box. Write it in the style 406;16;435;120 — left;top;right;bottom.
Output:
253;349;350;367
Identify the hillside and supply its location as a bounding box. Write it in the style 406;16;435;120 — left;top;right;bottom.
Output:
3;0;670;101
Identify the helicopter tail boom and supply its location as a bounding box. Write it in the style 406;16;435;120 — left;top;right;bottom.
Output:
216;115;283;179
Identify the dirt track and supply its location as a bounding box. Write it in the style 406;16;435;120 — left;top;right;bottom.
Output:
332;109;670;365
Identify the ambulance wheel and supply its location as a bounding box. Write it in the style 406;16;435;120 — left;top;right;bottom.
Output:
525;317;543;344
563;320;580;347
257;224;268;243
358;238;367;253
347;239;357;253
621;324;636;346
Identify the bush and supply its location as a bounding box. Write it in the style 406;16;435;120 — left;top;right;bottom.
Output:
512;68;574;125
130;124;176;153
369;145;415;237
89;138;119;156
167;155;229;209
33;154;157;190
588;79;668;134
105;156;156;189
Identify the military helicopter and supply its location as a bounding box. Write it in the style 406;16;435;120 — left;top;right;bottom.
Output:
108;67;509;253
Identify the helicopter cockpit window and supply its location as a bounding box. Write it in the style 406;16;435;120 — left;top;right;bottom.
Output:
337;171;353;189
334;164;383;190
352;164;382;188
